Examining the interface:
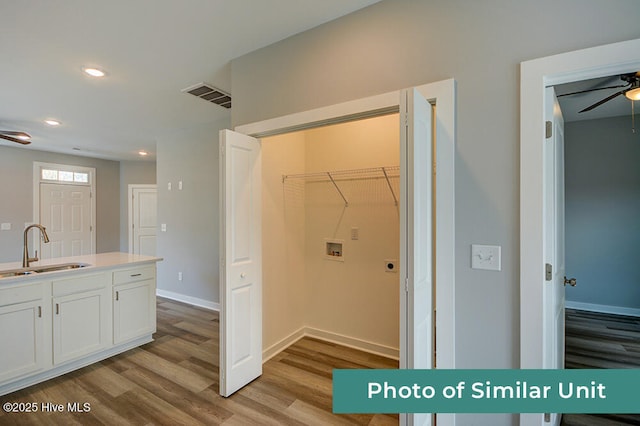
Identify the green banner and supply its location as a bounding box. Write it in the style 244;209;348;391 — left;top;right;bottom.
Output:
333;369;640;413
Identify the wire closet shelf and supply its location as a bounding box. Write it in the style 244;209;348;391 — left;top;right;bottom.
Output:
282;165;400;207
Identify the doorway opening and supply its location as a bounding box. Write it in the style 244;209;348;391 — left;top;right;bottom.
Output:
260;113;402;361
520;37;640;426
221;80;456;426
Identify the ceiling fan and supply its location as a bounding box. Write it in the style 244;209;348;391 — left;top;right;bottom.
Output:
0;130;31;145
558;72;640;113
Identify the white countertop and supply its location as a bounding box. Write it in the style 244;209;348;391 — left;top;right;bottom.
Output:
0;252;162;284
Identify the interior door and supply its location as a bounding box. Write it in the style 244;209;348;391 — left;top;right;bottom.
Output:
219;129;262;397
40;183;92;259
542;86;565;426
400;88;433;426
131;185;157;256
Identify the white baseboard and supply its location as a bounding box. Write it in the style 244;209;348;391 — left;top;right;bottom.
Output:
262;326;399;362
565;301;640;317
305;327;399;360
263;327;306;362
156;289;220;311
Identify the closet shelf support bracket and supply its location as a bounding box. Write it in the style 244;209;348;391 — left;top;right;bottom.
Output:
382;167;398;206
327;172;349;207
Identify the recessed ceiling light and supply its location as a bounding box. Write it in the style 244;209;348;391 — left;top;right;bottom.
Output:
138;150;148;156
83;67;106;77
44;119;60;126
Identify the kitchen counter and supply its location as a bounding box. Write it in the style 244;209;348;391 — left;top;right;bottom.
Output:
0;252;162;285
0;252;162;396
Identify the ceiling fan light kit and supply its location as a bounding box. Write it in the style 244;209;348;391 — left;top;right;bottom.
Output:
0;130;31;145
625;84;640;101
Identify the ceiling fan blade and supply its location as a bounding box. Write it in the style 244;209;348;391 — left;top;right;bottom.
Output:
0;133;31;145
557;83;628;97
578;90;626;113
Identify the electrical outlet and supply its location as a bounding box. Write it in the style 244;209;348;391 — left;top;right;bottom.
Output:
0;223;10;231
178;272;183;281
385;259;398;273
471;244;501;271
161;224;167;232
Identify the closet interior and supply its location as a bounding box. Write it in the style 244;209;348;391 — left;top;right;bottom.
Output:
261;113;401;360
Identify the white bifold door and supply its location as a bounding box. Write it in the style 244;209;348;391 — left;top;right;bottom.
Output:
400;88;434;426
219;129;262;397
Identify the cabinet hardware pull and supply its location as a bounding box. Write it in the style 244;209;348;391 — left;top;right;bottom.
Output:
38;306;42;318
56;303;59;315
130;273;142;277
116;291;119;301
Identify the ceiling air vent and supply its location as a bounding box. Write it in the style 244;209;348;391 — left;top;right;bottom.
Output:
181;82;231;109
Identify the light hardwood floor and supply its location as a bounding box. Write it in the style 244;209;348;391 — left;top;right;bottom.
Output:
0;297;398;425
561;309;640;426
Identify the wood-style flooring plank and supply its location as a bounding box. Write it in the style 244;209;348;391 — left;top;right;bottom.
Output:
562;309;640;426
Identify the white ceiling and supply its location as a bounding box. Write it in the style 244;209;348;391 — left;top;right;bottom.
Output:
556;73;639;123
0;0;382;161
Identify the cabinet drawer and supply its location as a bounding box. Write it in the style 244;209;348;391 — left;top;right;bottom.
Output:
113;266;155;285
52;273;109;297
0;282;45;306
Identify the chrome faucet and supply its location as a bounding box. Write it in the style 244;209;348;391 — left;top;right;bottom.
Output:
23;224;50;267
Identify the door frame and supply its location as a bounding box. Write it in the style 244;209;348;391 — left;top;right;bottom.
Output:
32;162;96;256
236;79;456;425
520;38;640;426
128;184;157;255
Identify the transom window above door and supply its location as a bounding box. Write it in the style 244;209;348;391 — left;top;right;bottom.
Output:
38;165;91;185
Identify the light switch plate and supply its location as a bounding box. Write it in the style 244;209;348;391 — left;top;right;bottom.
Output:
0;223;10;231
471;244;501;271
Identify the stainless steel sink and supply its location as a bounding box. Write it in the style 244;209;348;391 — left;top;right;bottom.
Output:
31;263;89;273
0;262;90;279
0;269;36;278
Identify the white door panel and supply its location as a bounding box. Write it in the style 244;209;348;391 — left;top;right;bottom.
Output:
40;183;92;259
130;186;157;256
219;129;262;397
542;86;565;426
400;88;433;426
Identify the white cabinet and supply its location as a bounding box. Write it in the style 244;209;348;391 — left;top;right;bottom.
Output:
0;258;158;396
113;266;156;344
52;273;110;365
0;282;48;382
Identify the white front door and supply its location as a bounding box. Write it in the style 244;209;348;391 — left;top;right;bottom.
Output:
400;88;433;426
40;183;93;259
219;129;262;397
129;185;157;256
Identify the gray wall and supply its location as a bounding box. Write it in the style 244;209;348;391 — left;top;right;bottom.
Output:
230;2;640;424
156;118;229;303
565;116;640;311
0;145;120;262
119;160;157;252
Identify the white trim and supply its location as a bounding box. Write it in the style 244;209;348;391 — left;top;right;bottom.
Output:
32;161;97;257
235;79;456;372
156;289;220;311
128;184;157;254
237;80;455;426
263;327;306;362
565;301;640;318
261;326;399;364
305;327;400;360
520;38;640;426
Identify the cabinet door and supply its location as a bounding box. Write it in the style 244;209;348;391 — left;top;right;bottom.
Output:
52;287;109;365
0;300;46;382
113;279;155;344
